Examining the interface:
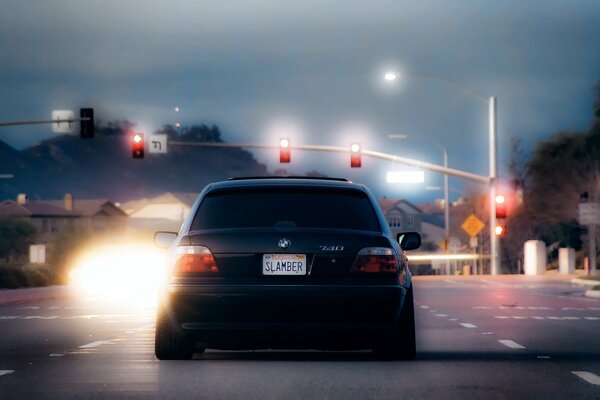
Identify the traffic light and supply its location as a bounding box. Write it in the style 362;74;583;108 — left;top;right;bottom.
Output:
279;138;290;163
495;224;507;237
350;143;361;168
80;108;94;139
132;133;144;159
495;194;507;219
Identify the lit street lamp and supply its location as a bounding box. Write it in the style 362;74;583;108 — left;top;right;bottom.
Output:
384;71;500;275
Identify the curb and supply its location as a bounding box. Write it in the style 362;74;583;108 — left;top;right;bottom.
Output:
571;278;600;286
585;289;600;299
0;285;73;306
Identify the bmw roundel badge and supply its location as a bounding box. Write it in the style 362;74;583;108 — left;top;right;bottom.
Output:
278;238;291;249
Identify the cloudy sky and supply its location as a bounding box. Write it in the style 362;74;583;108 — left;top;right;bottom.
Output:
1;0;599;199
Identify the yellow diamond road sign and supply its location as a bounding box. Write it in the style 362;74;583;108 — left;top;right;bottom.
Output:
461;214;485;238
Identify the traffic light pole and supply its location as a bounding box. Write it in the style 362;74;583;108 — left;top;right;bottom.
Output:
489;96;500;275
0;117;91;127
169;141;491;184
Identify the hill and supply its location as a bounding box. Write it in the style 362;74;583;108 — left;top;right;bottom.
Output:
0;128;269;201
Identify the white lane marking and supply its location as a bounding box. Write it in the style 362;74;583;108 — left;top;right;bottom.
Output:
48;306;61;310
571;371;600;385
434;314;448;317
532;316;546;320
449;318;458;321
562;307;584;311
49;353;63;357
537;356;551;359
460;323;477;328
473;306;493;309
589;307;600;311
16;306;39;310
482;332;494;335
0;370;15;377
420;305;429;309
512;316;528;320
499;339;526;349
79;340;112;349
22;316;59;320
495;316;510;319
584;317;600;320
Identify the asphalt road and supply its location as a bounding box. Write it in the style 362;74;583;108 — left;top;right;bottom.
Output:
0;275;599;399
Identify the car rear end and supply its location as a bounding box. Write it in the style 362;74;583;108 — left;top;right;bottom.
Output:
156;178;415;358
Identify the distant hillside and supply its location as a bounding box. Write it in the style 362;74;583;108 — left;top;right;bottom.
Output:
0;127;269;201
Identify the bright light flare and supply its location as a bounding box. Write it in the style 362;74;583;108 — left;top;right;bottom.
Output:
495;225;505;236
133;134;143;143
350;143;361;153
68;243;167;308
384;72;398;81
280;138;290;148
495;195;506;204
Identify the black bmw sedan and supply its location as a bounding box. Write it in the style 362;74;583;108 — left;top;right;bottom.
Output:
153;177;421;360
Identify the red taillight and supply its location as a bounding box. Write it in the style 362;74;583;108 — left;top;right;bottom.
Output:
350;247;398;274
173;246;219;274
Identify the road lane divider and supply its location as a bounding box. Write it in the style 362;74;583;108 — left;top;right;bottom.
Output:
79;340;112;349
460;323;477;328
498;339;526;349
0;370;15;377
571;371;600;386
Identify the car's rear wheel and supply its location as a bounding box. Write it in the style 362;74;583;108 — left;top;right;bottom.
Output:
373;286;416;360
155;307;195;360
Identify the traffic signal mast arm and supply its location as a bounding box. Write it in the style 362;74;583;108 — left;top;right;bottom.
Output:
168;140;491;184
0;117;91;127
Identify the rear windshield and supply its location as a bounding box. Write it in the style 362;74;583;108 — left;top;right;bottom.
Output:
191;187;381;232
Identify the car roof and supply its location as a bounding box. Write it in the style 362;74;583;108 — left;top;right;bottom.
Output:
207;177;367;192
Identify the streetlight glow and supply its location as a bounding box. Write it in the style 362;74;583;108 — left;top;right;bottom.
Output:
386;171;425;184
384;72;398;81
280;138;290;148
350;143;360;153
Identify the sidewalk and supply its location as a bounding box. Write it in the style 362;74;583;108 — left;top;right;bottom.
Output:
0;285;74;306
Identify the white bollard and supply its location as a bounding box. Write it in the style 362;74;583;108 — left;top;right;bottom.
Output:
524;240;546;275
558;248;575;275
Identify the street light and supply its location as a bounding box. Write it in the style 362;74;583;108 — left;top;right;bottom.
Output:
383;71;500;275
390;133;450;274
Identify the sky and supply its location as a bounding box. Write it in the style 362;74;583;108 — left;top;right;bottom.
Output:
1;0;599;201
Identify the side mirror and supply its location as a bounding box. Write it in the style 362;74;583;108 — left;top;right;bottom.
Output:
154;231;178;249
397;231;421;251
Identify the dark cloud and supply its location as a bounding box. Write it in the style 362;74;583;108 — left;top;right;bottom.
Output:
1;0;599;199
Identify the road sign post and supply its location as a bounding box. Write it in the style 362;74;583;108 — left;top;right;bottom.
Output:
149;134;168;154
579;202;599;275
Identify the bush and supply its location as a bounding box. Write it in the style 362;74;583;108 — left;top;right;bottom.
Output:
0;263;58;288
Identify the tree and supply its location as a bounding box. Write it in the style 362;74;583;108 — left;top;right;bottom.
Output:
0;218;37;263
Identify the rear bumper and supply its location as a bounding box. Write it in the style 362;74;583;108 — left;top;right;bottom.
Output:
161;283;407;349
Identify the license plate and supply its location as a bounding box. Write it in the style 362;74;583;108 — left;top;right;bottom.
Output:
263;254;307;275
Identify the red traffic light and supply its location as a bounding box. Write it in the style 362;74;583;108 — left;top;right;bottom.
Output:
350;143;361;168
132;133;144;159
279;138;290;163
495;194;507;219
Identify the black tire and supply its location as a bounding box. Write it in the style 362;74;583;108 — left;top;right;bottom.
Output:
373;286;416;360
154;308;195;360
